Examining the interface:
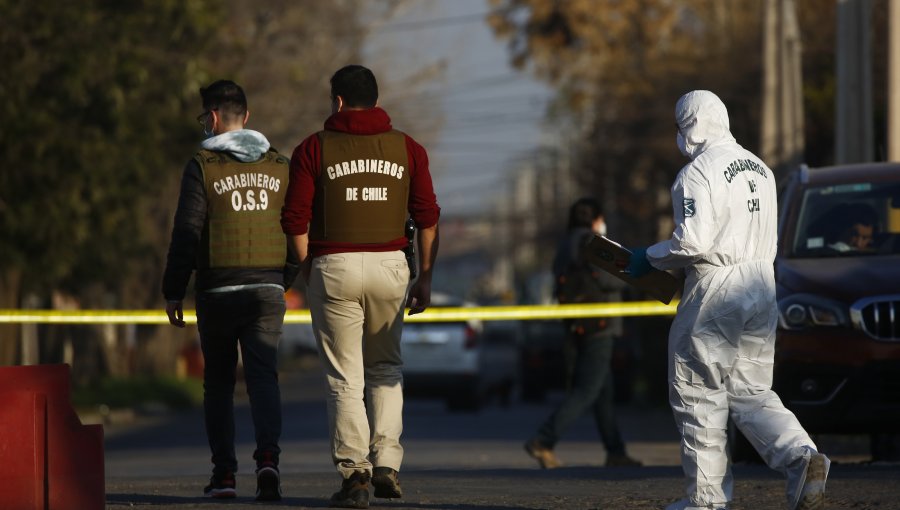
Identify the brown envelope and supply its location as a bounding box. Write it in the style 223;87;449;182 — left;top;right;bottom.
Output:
584;235;681;305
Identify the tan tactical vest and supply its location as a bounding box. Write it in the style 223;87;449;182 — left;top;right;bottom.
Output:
311;130;410;243
196;149;289;268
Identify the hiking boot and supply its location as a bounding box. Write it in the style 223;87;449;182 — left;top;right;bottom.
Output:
255;456;281;501
605;453;643;467
524;439;562;469
796;453;830;510
329;470;370;509
203;470;236;499
372;466;403;499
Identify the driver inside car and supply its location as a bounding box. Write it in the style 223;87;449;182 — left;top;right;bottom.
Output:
824;203;877;253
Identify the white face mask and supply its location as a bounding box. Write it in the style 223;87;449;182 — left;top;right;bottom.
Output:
676;131;689;157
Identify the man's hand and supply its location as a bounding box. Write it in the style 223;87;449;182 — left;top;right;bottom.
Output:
407;223;438;316
406;278;432;316
166;300;186;328
287;233;310;284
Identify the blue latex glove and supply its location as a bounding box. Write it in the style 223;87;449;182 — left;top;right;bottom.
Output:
626;247;653;278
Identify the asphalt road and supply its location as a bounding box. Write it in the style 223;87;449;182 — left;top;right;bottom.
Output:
101;363;900;509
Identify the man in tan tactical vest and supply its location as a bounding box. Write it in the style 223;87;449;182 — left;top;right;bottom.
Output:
281;65;440;509
163;80;297;502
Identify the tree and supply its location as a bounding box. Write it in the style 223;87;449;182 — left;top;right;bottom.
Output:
488;0;765;252
489;0;890;258
0;0;219;366
798;0;889;166
0;0;422;373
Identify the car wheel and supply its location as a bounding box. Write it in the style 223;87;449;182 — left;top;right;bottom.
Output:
871;433;900;462
446;385;483;413
497;379;516;408
519;365;546;403
521;386;546;402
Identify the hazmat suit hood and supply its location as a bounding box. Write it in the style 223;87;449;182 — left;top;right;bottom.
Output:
675;90;736;160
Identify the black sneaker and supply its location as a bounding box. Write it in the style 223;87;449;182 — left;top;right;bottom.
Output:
203;470;236;498
372;467;402;499
329;470;370;509
605;453;643;467
255;462;281;501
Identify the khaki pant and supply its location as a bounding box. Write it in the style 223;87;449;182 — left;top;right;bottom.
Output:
307;251;409;478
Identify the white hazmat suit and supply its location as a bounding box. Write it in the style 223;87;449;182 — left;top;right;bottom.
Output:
644;91;829;510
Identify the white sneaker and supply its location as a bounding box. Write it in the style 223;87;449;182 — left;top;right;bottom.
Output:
795;453;830;510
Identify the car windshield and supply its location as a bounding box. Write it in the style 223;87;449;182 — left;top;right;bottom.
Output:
790;181;900;257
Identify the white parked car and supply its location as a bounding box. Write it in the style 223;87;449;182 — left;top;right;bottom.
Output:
281;322;317;355
400;293;519;411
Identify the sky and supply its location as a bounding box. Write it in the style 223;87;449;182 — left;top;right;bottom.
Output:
364;0;555;218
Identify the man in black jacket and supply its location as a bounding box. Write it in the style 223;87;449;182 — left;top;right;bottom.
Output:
162;80;298;501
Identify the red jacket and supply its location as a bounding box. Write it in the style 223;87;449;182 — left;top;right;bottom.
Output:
280;107;440;258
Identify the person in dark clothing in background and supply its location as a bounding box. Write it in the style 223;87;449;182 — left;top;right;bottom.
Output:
162;80;298;501
524;197;641;469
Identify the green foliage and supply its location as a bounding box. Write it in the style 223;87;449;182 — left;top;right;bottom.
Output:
0;0;220;305
0;0;377;312
0;0;382;373
72;375;204;410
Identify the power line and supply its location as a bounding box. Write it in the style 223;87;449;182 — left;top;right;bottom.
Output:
384;73;534;102
381;11;493;32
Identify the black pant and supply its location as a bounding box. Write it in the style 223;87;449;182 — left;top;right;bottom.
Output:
196;286;285;475
534;334;626;455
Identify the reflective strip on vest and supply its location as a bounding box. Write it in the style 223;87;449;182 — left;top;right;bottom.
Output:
312;130;410;243
197;149;289;268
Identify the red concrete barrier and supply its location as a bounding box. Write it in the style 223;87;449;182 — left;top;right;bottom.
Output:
0;364;104;510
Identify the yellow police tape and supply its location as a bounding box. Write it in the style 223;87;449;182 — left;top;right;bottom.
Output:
0;301;677;325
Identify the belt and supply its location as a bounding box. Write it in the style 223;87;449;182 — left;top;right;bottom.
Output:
204;283;284;294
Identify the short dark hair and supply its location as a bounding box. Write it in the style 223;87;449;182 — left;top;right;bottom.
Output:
330;65;378;108
199;80;247;121
818;202;877;244
568;197;603;230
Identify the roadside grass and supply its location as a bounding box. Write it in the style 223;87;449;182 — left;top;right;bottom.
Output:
72;376;204;412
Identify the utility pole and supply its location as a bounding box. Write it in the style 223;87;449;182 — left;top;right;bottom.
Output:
760;0;804;176
889;0;900;161
835;0;873;164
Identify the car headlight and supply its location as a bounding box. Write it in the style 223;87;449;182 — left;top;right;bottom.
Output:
778;294;849;330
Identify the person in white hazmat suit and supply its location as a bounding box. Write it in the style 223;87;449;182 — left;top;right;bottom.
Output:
625;90;830;510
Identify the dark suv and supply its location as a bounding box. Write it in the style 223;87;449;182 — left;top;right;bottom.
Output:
771;162;900;457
